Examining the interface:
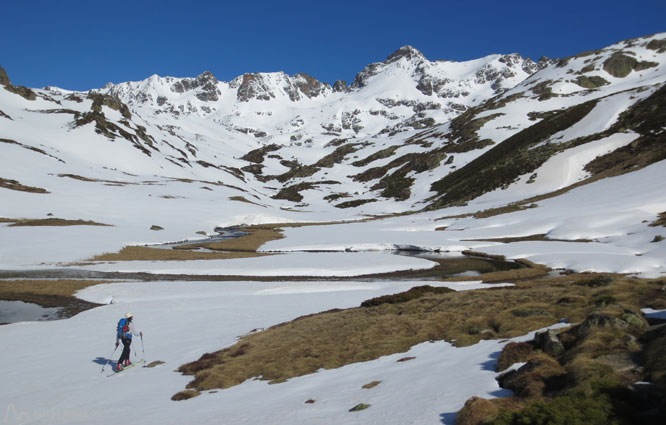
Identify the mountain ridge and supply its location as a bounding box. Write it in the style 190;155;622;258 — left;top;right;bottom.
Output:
0;31;664;233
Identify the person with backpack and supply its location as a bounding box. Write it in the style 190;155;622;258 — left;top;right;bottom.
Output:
116;312;142;371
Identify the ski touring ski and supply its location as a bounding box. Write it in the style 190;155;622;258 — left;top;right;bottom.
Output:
107;359;146;377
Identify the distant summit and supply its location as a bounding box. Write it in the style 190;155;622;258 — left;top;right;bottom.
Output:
386;45;426;63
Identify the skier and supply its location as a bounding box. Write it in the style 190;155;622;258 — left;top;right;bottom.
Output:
115;312;142;371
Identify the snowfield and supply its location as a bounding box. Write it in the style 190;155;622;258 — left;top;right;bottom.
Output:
2;32;666;425
0;279;555;425
69;251;438;276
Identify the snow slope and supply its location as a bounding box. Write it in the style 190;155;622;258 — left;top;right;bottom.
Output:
1;32;665;276
0;279;556;425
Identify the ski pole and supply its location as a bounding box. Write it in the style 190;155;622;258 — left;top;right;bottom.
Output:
140;333;145;360
101;344;119;373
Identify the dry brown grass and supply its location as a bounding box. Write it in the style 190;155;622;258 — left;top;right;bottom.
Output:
177;227;284;252
8;218;111;227
0;280;105;316
362;380;382;389
228;196;263;206
650;211;666;227
497;342;534;372
175;273;666;395
457;396;525;425
0;178;49;194
90;246;271;261
91;226;284;261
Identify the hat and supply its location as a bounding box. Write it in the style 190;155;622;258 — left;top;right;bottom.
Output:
125;312;133;319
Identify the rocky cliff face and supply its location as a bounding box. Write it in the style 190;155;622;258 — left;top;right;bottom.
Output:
0;66;10;86
170;71;220;101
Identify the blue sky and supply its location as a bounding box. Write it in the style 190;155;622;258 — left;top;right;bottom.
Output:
1;0;664;90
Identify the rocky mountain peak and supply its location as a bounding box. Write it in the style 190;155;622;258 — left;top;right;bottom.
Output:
333;80;349;93
233;73;276;102
386;45;426;64
292;73;329;99
0;66;10;86
170;71;220;101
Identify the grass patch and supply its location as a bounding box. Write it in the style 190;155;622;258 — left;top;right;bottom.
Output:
171;390;200;401
349;403;371;412
1;138;65;163
0;280;104;317
0;178;49;194
229;195;263;206
90;245;267;261
488;392;616;425
91;226;284;261
361;285;454;307
473;203;538;219
335;199;377;209
650;212;666;227
174;272;666;396
473;304;665;425
576;275;613;288
497;342;534;372
362;380;381;389
8;218;111;227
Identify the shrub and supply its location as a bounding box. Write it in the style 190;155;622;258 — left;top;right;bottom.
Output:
593;295;617;307
576;275;613;288
489;393;615;425
512;308;552;317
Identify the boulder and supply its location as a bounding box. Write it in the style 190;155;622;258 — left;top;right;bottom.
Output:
534;329;565;356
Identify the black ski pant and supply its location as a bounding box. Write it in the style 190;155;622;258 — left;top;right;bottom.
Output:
118;337;131;364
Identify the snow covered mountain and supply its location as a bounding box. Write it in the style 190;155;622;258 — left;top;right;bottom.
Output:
1;32;665;269
2;32;666;425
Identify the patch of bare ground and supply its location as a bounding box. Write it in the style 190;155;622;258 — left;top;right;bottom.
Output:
0;280;105;318
174;269;665;398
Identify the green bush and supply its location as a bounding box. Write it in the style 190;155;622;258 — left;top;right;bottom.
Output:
576;275;613;288
512;308;552;317
489;393;616;425
593;295;617;307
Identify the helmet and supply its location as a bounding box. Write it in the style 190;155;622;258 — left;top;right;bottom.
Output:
125;312;133;319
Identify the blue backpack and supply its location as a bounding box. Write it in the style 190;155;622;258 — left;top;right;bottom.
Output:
117;318;131;340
